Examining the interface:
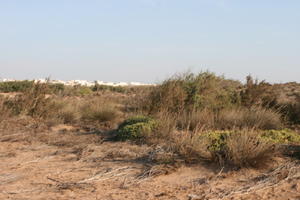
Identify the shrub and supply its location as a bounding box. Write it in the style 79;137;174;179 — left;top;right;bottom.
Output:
0;80;34;93
144;72;241;114
92;83;126;93
55;100;80;124
176;109;215;131
3;82;57;119
117;116;157;141
77;86;93;96
80;101;120;125
279;94;300;124
0;96;12;122
60;85;93;96
261;129;300;144
48;83;65;95
196;130;274;167
240;75;278;108
226;129;274;167
216;107;282;130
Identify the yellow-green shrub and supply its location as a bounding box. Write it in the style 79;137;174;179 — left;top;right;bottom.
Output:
117;116;157;141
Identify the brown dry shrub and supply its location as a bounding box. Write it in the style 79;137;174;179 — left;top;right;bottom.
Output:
80;97;122;127
226;129;275;167
3;82;60;120
0;96;12;122
176;109;215;131
216;107;282;130
142;72;241;115
54;99;81;124
241;75;278;108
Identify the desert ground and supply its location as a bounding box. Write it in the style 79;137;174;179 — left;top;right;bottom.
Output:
0;121;299;200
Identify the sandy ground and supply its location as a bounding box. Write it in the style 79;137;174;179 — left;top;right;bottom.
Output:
0;124;300;200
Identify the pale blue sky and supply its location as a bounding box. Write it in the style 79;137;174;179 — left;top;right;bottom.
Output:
0;0;299;83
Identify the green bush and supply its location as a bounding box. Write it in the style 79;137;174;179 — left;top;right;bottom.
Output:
201;129;300;153
199;130;231;153
0;81;34;93
117;115;157;141
261;129;300;144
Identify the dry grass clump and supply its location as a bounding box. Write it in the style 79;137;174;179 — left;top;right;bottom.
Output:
226;129;275;167
150;106;282;133
166;129;276;168
80;97;122;128
216;107;282;130
176;109;215;131
0;82;124;129
54;99;81;124
47;96;124;128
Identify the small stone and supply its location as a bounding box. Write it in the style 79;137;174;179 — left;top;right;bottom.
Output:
155;192;167;197
188;194;202;200
291;183;300;192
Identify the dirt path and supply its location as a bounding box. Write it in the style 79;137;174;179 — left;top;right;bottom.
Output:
0;126;300;200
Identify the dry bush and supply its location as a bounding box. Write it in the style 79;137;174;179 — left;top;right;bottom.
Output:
148;79;187;113
124;86;154;113
148;112;177;144
143;72;241;115
176;109;215;131
279;94;300;124
169;131;213;163
80;97;122;127
167;129;276;167
241;75;278;108
216;107;282;130
226;129;275;167
55;99;81;124
0;96;12;122
2;82;61;121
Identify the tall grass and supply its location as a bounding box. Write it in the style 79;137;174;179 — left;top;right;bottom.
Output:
216;107;283;130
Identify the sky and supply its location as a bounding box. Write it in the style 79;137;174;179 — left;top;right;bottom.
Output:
0;0;299;83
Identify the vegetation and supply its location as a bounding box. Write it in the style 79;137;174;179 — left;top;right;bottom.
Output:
0;80;34;93
117;115;157;141
0;71;299;168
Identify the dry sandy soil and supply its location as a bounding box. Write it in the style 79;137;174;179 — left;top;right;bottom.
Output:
0;120;300;200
